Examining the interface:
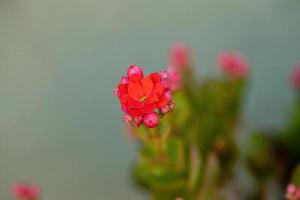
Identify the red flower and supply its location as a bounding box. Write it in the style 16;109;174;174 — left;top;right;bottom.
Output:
115;65;174;128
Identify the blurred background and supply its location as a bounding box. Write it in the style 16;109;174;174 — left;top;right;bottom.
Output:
0;0;300;199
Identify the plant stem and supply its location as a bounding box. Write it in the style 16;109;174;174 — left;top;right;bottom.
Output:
149;128;164;159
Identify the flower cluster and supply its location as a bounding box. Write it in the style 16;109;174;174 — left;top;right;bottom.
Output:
114;65;174;128
286;183;300;200
217;51;249;79
290;62;300;89
12;183;40;200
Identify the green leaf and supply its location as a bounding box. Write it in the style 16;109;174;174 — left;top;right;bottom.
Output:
134;164;186;192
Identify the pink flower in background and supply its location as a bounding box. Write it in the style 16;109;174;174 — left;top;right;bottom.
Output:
159;69;182;91
290;62;300;89
169;42;191;69
286;183;300;200
167;67;182;90
114;65;174;128
12;183;40;200
217;51;249;79
166;42;190;91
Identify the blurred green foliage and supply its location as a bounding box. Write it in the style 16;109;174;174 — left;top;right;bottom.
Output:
132;67;246;200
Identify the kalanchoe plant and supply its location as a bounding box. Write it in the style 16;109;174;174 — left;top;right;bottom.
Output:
114;44;250;200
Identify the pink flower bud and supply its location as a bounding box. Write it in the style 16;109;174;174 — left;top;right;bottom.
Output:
159;70;169;80
217;51;249;79
123;114;133;124
160;105;170;114
291;62;300;89
134;116;143;126
161;80;170;89
127;65;143;79
120;76;129;84
113;87;119;97
169;42;190;68
163;90;173;101
169;101;175;111
143;112;159;128
167;67;182;90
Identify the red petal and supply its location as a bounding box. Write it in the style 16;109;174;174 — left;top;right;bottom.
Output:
142;104;156;114
128;82;143;100
128;99;144;108
157;95;169;108
146;93;159;104
121;104;129;113
128;109;142;117
150;73;160;83
129;74;142;82
152;83;164;96
118;84;128;97
141;76;154;97
120;95;130;104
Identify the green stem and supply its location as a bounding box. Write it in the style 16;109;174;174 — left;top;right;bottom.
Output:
149;128;164;159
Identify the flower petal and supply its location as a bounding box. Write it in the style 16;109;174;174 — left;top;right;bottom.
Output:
141;76;154;97
118;84;128;97
120;94;130;104
152;83;164;96
157;95;169;108
142;104;156;114
128;99;144;108
128;82;143;100
146;93;159;104
128;108;142;117
150;73;160;83
129;74;142;82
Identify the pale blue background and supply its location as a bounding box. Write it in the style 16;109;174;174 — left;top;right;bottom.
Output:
0;0;300;199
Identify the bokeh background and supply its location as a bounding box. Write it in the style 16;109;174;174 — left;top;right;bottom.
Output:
1;0;300;199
